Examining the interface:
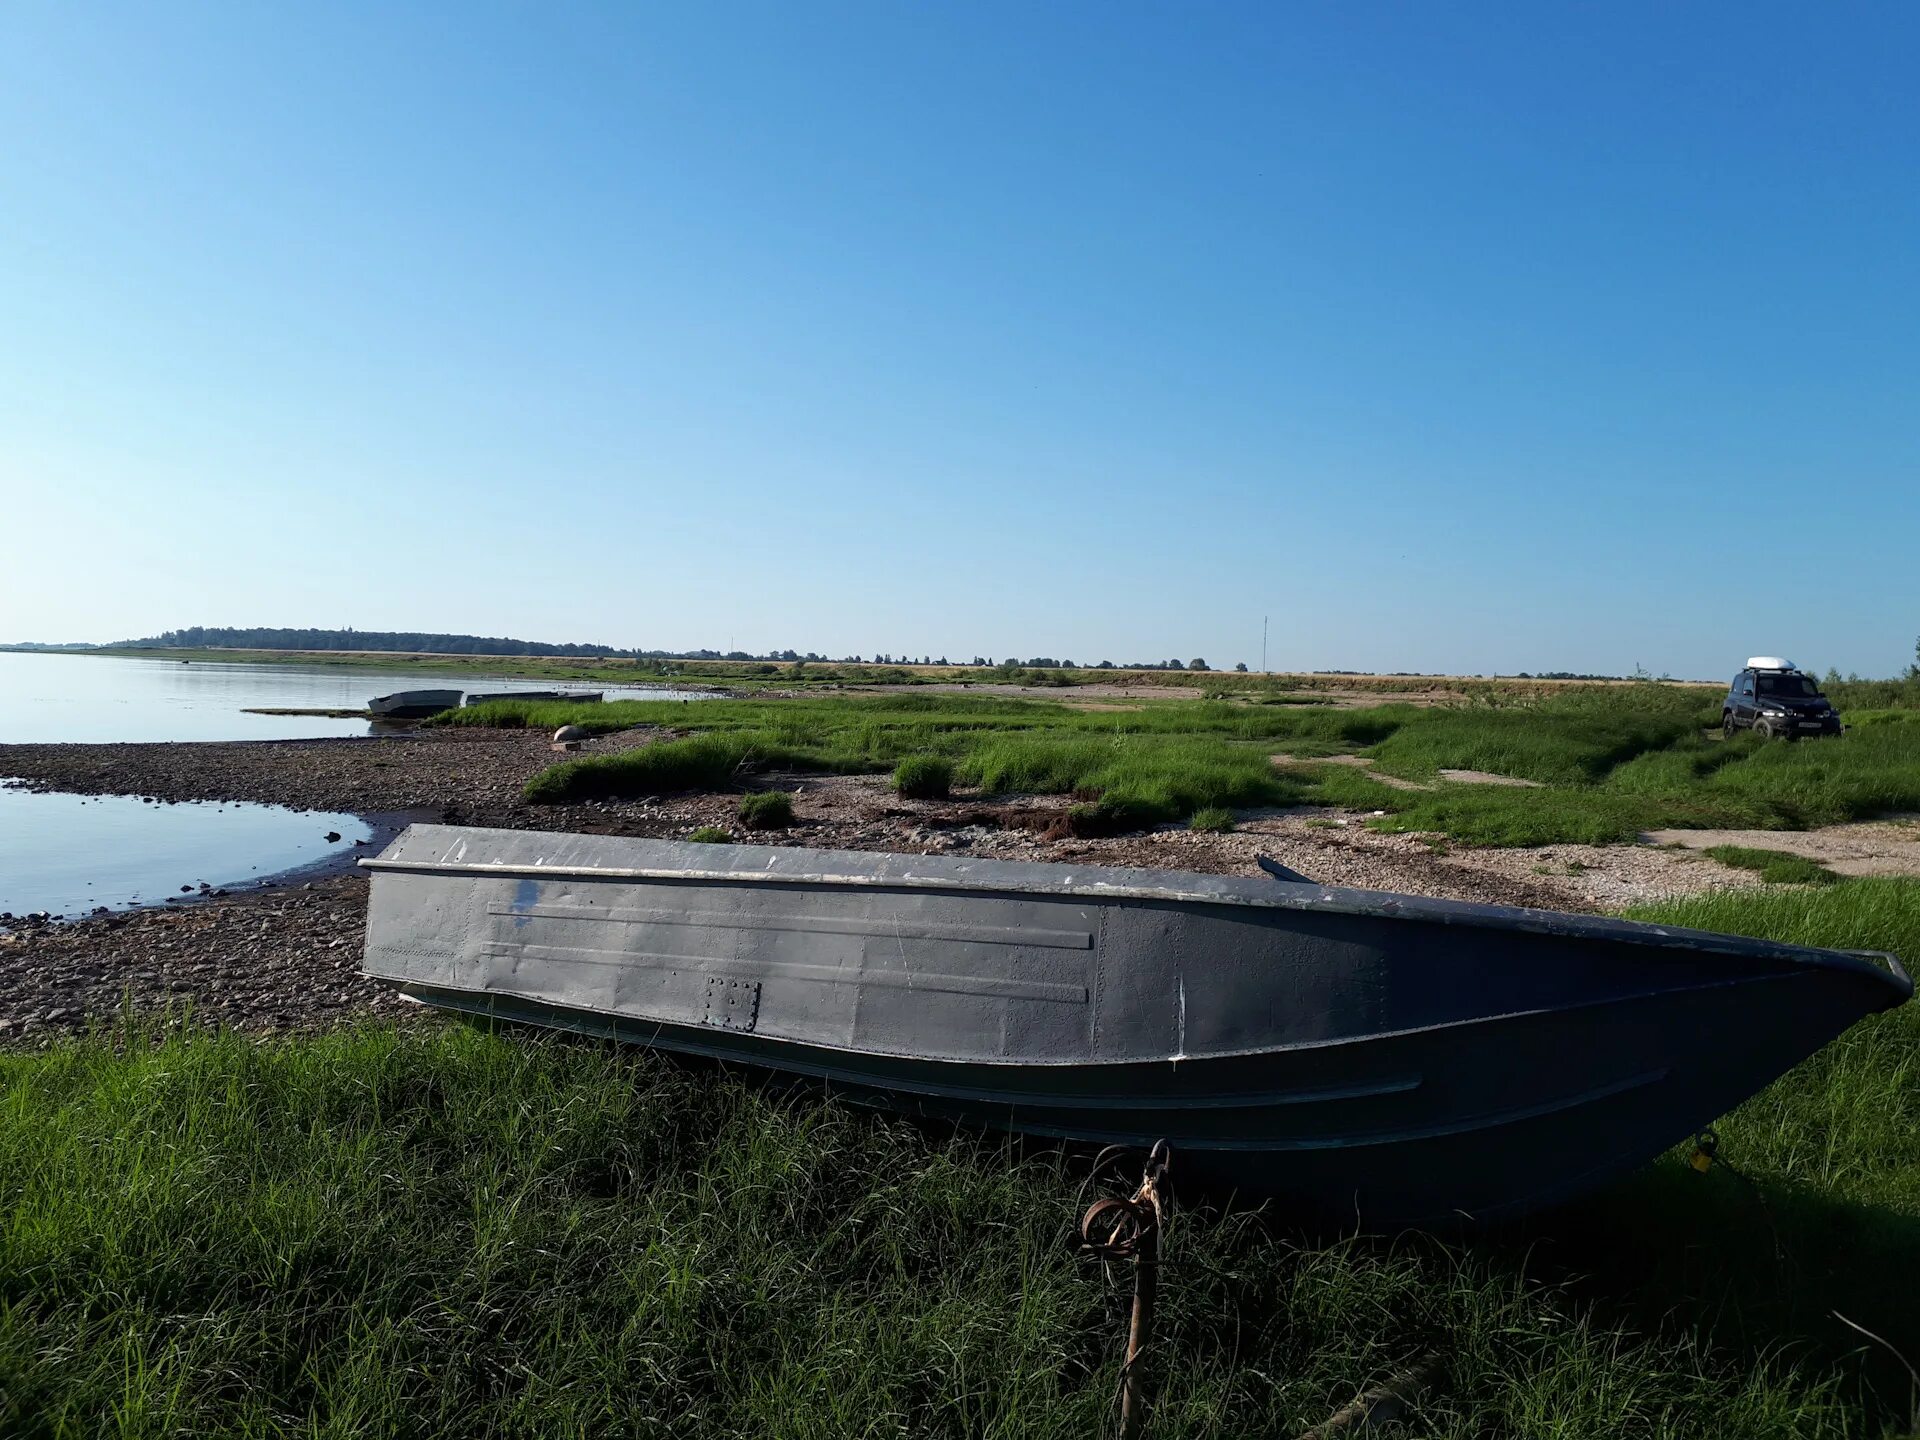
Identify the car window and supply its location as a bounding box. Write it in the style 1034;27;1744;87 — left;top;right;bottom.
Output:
1757;674;1818;698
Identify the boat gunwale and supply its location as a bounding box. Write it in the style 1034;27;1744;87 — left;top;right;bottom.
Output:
359;827;1910;1000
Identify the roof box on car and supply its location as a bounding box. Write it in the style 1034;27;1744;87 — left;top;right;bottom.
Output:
1746;656;1796;672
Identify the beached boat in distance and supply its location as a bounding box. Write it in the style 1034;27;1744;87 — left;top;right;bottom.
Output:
461;691;603;706
359;827;1910;1224
367;688;464;719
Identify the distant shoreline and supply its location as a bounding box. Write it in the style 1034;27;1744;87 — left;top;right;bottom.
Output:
0;646;1723;692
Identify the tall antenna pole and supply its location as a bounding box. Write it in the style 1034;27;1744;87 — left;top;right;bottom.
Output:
1261;615;1268;675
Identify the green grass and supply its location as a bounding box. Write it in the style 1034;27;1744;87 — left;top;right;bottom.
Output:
493;695;1390;824
737;790;794;831
4;881;1917;1434
892;755;952;800
1188;806;1235;833
458;688;1920;849
526;733;781;803
1705;846;1842;886
1621;880;1918;1220
0;1009;1893;1439
1366;720;1920;847
687;826;731;843
1362;688;1711;784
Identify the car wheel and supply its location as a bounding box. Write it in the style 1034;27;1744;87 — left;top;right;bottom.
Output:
1722;711;1737;737
1754;720;1774;740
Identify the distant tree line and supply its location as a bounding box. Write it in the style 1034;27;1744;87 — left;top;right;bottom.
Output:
122;627;645;658
1508;671;1633;681
114;628;1227;671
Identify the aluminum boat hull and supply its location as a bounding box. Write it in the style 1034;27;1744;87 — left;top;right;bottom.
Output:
461;691;604;706
367;689;464;718
360;825;1910;1223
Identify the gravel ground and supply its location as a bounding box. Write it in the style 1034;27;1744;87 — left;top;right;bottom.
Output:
0;728;664;829
0;876;406;1044
0;730;1771;1046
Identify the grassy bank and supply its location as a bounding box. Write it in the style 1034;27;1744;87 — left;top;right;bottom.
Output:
448;688;1920;848
4;880;1916;1436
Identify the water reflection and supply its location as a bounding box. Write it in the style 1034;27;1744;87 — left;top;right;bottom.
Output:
0;785;373;919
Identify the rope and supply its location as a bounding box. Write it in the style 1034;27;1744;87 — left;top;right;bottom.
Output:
1075;1140;1172;1440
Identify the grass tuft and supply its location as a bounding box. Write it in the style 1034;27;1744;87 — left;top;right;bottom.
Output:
1704;845;1842;886
1189;806;1235;833
893;755;953;800
687;826;732;843
738;790;794;831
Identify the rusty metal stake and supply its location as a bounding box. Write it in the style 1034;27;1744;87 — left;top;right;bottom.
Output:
1078;1140;1172;1440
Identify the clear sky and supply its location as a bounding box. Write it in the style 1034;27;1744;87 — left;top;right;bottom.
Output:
2;4;1914;678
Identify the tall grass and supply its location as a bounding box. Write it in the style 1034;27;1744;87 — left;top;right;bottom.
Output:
0;1019;1884;1437
1620;879;1919;1225
1362;689;1711;784
892;755;953;799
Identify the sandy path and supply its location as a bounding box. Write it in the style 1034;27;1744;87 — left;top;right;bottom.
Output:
1643;819;1920;878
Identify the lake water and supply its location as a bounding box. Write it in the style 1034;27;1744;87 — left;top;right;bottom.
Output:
0;651;710;743
0;651;712;920
0;785;373;919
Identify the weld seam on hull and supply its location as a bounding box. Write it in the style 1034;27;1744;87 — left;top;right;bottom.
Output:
403;984;1408;1112
369;950;1815;1067
1018;1068;1673;1152
485;901;1093;950
402;983;1665;1145
482;942;1091;1004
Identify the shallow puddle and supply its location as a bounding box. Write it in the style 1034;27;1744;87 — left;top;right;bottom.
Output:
0;785;372;919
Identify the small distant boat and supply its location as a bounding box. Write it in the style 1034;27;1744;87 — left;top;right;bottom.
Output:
360;829;1910;1224
462;691;604;707
367;688;464;718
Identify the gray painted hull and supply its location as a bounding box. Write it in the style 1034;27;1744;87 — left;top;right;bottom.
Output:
368;689;464;718
360;825;1910;1223
461;691;604;706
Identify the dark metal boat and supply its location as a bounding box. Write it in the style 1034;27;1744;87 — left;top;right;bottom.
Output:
367;688;464;718
461;690;605;706
359;825;1909;1223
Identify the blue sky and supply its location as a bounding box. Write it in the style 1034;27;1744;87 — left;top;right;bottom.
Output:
2;4;1914;678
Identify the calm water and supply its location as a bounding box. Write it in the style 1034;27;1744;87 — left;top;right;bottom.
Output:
0;652;711;917
0;786;373;918
0;651;709;743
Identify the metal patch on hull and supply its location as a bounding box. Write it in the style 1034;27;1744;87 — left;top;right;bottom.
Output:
705;977;760;1032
